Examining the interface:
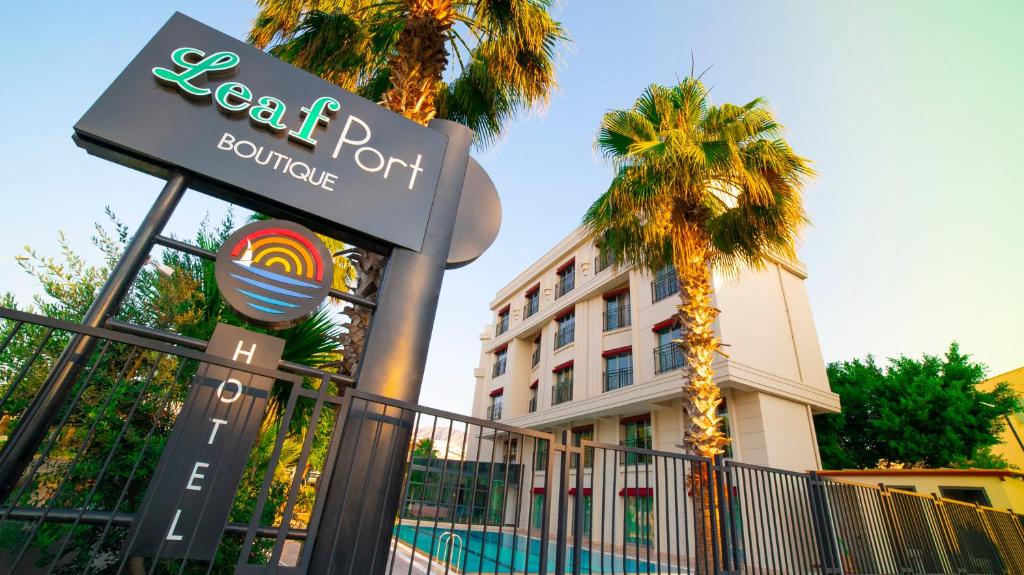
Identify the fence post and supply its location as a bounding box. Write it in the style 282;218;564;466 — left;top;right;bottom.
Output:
930;494;967;574
877;484;912;575
571;439;584;575
713;456;737;574
555;431;569;575
0;173;188;502
806;471;843;574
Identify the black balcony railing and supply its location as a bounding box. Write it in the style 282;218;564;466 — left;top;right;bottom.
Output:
523;298;539;319
619;438;653;464
531;346;540;367
486;404;502;421
651;270;680;302
528;397;537;413
603;368;634;392
554;325;574;349
602;304;631;331
492;358;507;377
653;342;685;374
495;315;509;336
594;253;614;274
555;272;575;299
552;381;573;405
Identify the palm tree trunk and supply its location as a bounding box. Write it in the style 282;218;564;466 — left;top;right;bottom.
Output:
671;220;728;573
380;0;454;126
341;0;453;375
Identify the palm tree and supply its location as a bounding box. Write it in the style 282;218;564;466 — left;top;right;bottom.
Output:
584;78;811;565
249;0;567;375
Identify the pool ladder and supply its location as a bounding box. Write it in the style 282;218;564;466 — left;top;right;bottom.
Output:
437;531;463;569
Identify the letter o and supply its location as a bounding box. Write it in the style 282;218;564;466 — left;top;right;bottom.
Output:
234;140;258;159
355;146;385;173
216;378;243;403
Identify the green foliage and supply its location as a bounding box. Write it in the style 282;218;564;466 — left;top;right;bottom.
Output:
582;78;813;278
814;343;1020;470
0;210;343;571
251;0;568;148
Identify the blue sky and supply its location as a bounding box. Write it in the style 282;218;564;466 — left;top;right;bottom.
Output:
1;1;1021;414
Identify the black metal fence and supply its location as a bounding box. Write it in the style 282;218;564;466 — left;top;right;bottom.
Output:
1;308;1024;574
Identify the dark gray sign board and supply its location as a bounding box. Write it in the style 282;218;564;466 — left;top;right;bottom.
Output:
125;323;285;560
74;12;447;252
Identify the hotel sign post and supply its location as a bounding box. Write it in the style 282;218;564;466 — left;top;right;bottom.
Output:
0;12;499;574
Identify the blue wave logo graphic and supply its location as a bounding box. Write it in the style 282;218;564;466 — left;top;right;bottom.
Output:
229;261;322;315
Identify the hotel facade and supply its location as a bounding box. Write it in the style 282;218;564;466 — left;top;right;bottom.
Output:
470;226;840;473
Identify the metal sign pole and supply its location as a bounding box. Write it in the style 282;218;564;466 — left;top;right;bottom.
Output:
308;119;472;574
0;173;188;500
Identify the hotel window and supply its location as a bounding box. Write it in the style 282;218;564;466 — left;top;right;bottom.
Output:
504;438;518;462
524;285;540;318
487;389;503;421
939;487;991;507
534;438;549;471
653;320;685;374
620;414;652;465
555;260;575;299
531;335;541;368
492;346;507;377
603;289;631;331
495;306;510;336
552;364;573;405
624;491;654;545
595;250;615;273
554;310;575;349
603;349;634;392
718;400;733;459
651;265;680;302
529;381;538;413
531;492;545;527
571;425;594;468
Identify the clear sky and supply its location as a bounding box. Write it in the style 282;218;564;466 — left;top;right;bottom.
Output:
1;1;1021;415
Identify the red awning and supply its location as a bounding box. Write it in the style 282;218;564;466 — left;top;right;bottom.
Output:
556;258;575;273
554;306;574;321
602;287;629;300
489;387;504;397
497;304;510;315
529;380;538;390
568;487;593;496
571;424;594;433
552;360;574;373
602;346;632;358
619;413;651;425
493;343;508;354
525;283;540;296
651;318;680;332
619;487;654;496
531;487;545;494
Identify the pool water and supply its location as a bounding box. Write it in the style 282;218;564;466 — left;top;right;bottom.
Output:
394;524;678;573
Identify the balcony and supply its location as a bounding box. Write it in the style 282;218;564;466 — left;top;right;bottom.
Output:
619;438;653;465
487;404;502;421
529;397;537;413
653;343;685;374
523;298;539;319
555;272;575;299
552;381;573;405
602;304;631;331
531;346;540;368
492;358;507;377
603;368;634;392
554;325;574;349
651;270;680;303
495;315;509;336
594;253;614;274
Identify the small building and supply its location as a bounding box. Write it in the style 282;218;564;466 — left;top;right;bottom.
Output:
818;468;1024;513
979;366;1024;469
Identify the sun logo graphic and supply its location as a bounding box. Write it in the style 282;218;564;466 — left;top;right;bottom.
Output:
214;220;334;328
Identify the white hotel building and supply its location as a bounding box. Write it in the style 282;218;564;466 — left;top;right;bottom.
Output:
470;226;840;473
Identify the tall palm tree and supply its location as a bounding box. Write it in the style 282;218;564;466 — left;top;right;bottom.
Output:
584;78;811;567
249;0;567;375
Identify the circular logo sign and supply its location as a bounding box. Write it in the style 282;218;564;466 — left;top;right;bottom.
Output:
214;219;334;329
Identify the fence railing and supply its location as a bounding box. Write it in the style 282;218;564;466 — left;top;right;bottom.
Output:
603;304;631;331
654;342;686;374
603;368;634;392
651;270;680;303
554;325;574;349
2;307;1024;574
552;381;573;405
555;272;575;299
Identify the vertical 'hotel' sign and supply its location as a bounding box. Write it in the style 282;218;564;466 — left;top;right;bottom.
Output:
126;324;285;559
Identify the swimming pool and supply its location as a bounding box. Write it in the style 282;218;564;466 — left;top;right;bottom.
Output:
394;524;679;573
